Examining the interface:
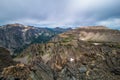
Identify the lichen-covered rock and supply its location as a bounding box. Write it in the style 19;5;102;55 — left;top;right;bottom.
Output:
79;65;87;73
1;64;31;80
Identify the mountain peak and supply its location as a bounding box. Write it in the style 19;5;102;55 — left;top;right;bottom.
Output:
4;23;25;27
1;23;35;30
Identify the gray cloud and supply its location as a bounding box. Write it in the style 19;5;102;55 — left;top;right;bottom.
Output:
0;0;120;28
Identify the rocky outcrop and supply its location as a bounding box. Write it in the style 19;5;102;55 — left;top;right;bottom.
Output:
1;64;31;80
0;47;16;74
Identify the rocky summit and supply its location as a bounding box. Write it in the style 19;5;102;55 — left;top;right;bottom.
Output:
0;26;120;80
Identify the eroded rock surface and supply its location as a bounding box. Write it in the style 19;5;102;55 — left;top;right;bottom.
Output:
3;40;119;80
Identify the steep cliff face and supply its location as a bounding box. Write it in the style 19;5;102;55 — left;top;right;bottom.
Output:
1;26;120;80
0;23;69;55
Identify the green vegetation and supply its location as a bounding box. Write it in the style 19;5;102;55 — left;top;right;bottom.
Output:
31;33;54;44
61;36;74;43
14;33;55;56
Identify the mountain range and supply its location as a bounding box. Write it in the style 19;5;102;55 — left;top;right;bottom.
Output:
0;25;120;80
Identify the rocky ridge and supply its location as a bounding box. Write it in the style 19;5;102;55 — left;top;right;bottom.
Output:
52;26;120;43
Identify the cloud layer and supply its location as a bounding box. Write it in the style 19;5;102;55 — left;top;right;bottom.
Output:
0;0;120;28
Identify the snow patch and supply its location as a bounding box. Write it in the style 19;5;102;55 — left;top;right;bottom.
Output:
80;38;85;41
70;58;74;62
93;43;101;45
22;28;29;32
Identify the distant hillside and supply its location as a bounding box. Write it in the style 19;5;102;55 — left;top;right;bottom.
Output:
0;23;70;55
52;26;120;43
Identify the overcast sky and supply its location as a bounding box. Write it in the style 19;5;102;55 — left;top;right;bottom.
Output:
0;0;120;29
